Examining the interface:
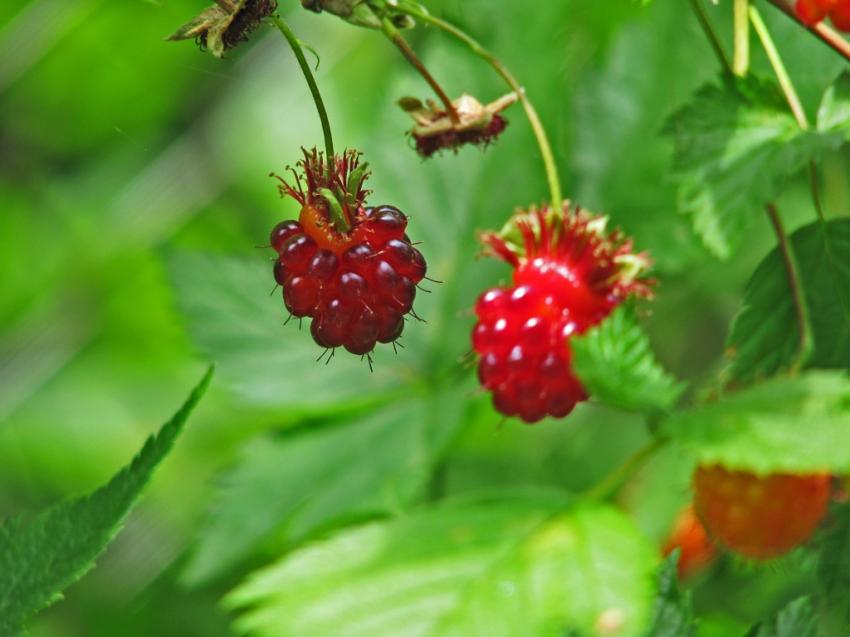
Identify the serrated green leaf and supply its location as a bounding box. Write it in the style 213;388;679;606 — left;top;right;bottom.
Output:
183;386;466;586
665;75;844;259
817;502;850;634
226;499;658;637
572;306;685;414
0;366;213;635
641;552;696;637
817;71;850;135
744;596;818;637
726;218;850;383
662;371;850;474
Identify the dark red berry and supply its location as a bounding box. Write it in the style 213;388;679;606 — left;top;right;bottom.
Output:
269;149;427;355
270;220;302;251
472;204;652;424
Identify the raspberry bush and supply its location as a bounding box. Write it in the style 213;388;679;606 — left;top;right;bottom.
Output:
2;1;850;636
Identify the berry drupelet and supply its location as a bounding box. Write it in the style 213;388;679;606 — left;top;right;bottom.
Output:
472;204;652;424
270;149;427;356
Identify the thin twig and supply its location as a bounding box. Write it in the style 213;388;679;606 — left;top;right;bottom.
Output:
580;437;669;502
809;162;828;223
766;0;850;64
734;0;751;75
381;17;459;124
765;203;814;372
397;6;563;213
689;0;733;74
750;6;809;129
270;15;335;166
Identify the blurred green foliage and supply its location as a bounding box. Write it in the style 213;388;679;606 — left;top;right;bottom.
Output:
1;0;849;635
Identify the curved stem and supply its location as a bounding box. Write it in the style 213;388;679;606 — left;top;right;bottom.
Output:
270;14;335;168
688;0;733;75
580;437;669;502
397;7;563;212
733;0;751;76
749;6;809;129
765;0;850;64
381;17;459;123
766;203;814;372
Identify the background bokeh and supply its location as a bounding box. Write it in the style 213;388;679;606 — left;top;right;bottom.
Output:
1;0;849;635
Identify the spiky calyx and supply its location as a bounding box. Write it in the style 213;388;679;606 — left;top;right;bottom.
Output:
694;465;831;560
472;203;653;423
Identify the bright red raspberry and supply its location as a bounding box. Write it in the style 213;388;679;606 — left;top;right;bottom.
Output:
269;149;426;356
472;204;652;423
796;0;836;25
693;465;831;560
829;1;850;31
662;504;717;579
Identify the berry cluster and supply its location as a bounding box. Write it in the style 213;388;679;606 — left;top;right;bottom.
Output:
796;0;850;31
693;465;831;560
270;149;427;356
472;205;652;423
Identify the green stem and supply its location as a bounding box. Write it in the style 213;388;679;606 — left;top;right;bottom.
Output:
749;6;809;129
580;437;669;502
381;17;459;124
688;0;733;75
270;14;335;168
766;203;813;372
397;7;563;213
809;162;827;223
733;0;751;76
750;8;828;228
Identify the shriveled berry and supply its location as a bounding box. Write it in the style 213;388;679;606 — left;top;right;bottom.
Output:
693;465;831;560
270;149;427;356
472;204;652;423
270;220;303;252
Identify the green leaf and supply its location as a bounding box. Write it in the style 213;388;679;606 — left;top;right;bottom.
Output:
226;498;658;637
662;371;850;474
572;306;685;414
744;596;818;637
0;366;213;635
183;386;466;586
817;71;850;135
817;502;850;634
726;218;850;383
166;251;411;411
641;552;696;637
665;75;844;259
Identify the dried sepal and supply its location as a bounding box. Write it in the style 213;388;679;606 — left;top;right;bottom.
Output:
168;0;277;58
401;92;517;158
